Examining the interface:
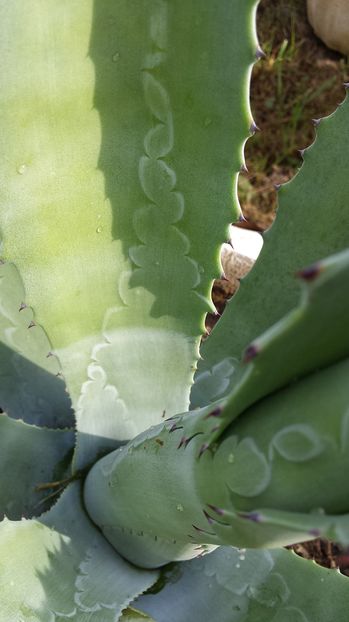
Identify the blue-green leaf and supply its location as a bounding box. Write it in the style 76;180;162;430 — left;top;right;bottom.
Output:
0;483;158;621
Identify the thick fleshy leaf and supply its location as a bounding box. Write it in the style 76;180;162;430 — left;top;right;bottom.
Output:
193;247;349;440
84;357;349;564
0;0;259;470
192;93;349;407
0;413;74;519
135;547;349;622
0;262;73;427
0;483;158;621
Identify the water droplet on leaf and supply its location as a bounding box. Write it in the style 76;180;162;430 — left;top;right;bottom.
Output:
17;164;27;175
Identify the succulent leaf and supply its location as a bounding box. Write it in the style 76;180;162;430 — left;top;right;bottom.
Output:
201;246;349;438
73;0;260;469
192;94;349;407
1;0;349;617
0;482;158;621
0;0;260;469
0;413;74;519
0;262;73;427
84;356;349;562
135;547;349;622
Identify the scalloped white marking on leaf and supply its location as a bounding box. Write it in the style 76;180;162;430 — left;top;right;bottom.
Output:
216;436;271;497
143;72;171;124
191;357;239;406
247;571;290;607
202;547;275;597
270;424;326;462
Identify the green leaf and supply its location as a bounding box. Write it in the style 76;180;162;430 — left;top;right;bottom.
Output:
199;356;349;549
199;247;349;438
135;547;349;622
192;94;349;407
84;358;349;560
0;413;74;519
0;0;259;470
0;483;158;621
0;262;73;428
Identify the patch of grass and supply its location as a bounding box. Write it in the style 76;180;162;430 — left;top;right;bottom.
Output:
239;0;349;229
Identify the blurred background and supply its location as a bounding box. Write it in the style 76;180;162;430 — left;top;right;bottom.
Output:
241;0;349;230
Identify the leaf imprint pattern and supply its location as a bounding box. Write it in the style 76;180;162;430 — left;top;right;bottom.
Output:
127;0;205;319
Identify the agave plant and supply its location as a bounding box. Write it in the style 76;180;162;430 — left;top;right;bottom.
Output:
1;1;349;620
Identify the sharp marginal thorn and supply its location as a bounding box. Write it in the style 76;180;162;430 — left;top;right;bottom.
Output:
203;510;214;525
27;320;36;329
240;162;248;174
204;407;222;419
274;183;281;191
46;351;54;358
312;118;321;127
242;343;259;364
207;504;225;516
344;82;349;89
198;442;210;458
309;528;321;537
165;415;176;421
239;213;248;223
296;262;323;282
177;436;186;449
178;432;203;449
168;423;183;433
19;302;27;312
249;121;260;134
192;524;215;536
237;511;262;523
255;46;266;60
298;148;305;158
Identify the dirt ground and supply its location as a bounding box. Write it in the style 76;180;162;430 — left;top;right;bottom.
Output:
242;0;348;230
211;0;349;576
